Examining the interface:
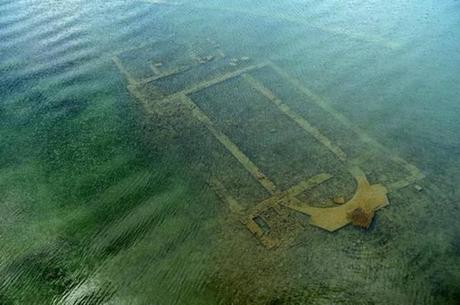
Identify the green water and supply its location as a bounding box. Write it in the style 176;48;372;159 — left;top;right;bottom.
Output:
1;0;460;304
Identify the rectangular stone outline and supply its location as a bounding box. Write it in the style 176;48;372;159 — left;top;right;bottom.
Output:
114;55;424;247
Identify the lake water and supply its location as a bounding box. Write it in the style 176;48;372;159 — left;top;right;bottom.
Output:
1;0;460;304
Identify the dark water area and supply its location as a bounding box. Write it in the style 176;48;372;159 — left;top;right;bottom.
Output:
1;0;460;304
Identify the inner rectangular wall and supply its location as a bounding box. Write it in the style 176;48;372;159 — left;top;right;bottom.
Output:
188;76;347;191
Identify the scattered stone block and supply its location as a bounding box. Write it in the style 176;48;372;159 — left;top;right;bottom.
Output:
348;207;375;229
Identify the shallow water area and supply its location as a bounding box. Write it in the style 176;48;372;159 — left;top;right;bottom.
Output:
1;0;460;304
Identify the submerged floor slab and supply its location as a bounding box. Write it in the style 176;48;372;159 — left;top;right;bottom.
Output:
282;167;389;232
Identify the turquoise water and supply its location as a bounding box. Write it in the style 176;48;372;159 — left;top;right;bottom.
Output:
1;0;460;304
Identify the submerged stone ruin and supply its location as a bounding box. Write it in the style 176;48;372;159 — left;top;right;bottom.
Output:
113;38;424;249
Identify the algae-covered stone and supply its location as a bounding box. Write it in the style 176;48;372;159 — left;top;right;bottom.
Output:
348;207;375;229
